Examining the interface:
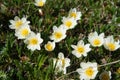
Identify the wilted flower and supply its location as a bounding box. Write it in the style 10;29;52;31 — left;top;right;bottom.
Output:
24;32;43;51
71;40;91;58
88;31;104;47
104;35;120;51
34;0;46;7
20;56;30;62
44;41;55;51
50;25;67;42
99;71;111;80
117;67;120;74
62;17;77;30
76;62;98;80
9;16;30;30
15;25;31;39
68;8;82;21
53;52;70;74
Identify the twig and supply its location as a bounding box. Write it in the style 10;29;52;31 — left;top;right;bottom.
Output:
98;59;120;67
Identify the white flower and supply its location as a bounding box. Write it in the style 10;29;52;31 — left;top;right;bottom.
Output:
99;71;112;80
53;52;70;74
24;32;43;51
88;31;104;47
44;41;55;51
71;40;91;58
104;35;120;51
77;62;98;80
15;25;31;39
62;17;77;30
9;16;30;30
50;25;66;42
34;0;46;7
68;8;82;21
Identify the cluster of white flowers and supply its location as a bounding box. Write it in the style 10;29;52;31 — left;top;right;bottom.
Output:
44;8;82;52
88;31;120;51
9;0;47;51
71;31;120;59
50;8;117;80
9;16;43;51
51;8;82;74
8;1;120;79
71;31;120;80
53;31;120;80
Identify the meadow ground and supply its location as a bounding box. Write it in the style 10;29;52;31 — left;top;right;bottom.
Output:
0;0;120;80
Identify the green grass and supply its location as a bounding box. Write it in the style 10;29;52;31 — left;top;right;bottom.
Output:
0;0;120;80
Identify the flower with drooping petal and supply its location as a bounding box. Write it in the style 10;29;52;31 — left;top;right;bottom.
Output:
117;67;120;74
44;41;55;51
68;8;82;21
77;62;98;80
104;35;120;51
9;16;30;30
24;32;43;51
53;52;70;74
35;0;46;7
15;25;31;39
71;40;91;58
88;31;104;47
50;25;67;42
99;71;112;80
62;17;77;30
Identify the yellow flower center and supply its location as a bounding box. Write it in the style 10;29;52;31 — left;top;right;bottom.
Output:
29;38;38;45
107;43;115;51
77;46;84;53
85;67;94;77
65;21;72;28
62;59;65;68
46;43;53;51
54;32;62;39
93;39;101;46
15;20;23;28
38;1;44;7
70;12;77;18
21;29;29;37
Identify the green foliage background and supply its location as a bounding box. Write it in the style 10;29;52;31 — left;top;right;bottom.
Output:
0;0;120;80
